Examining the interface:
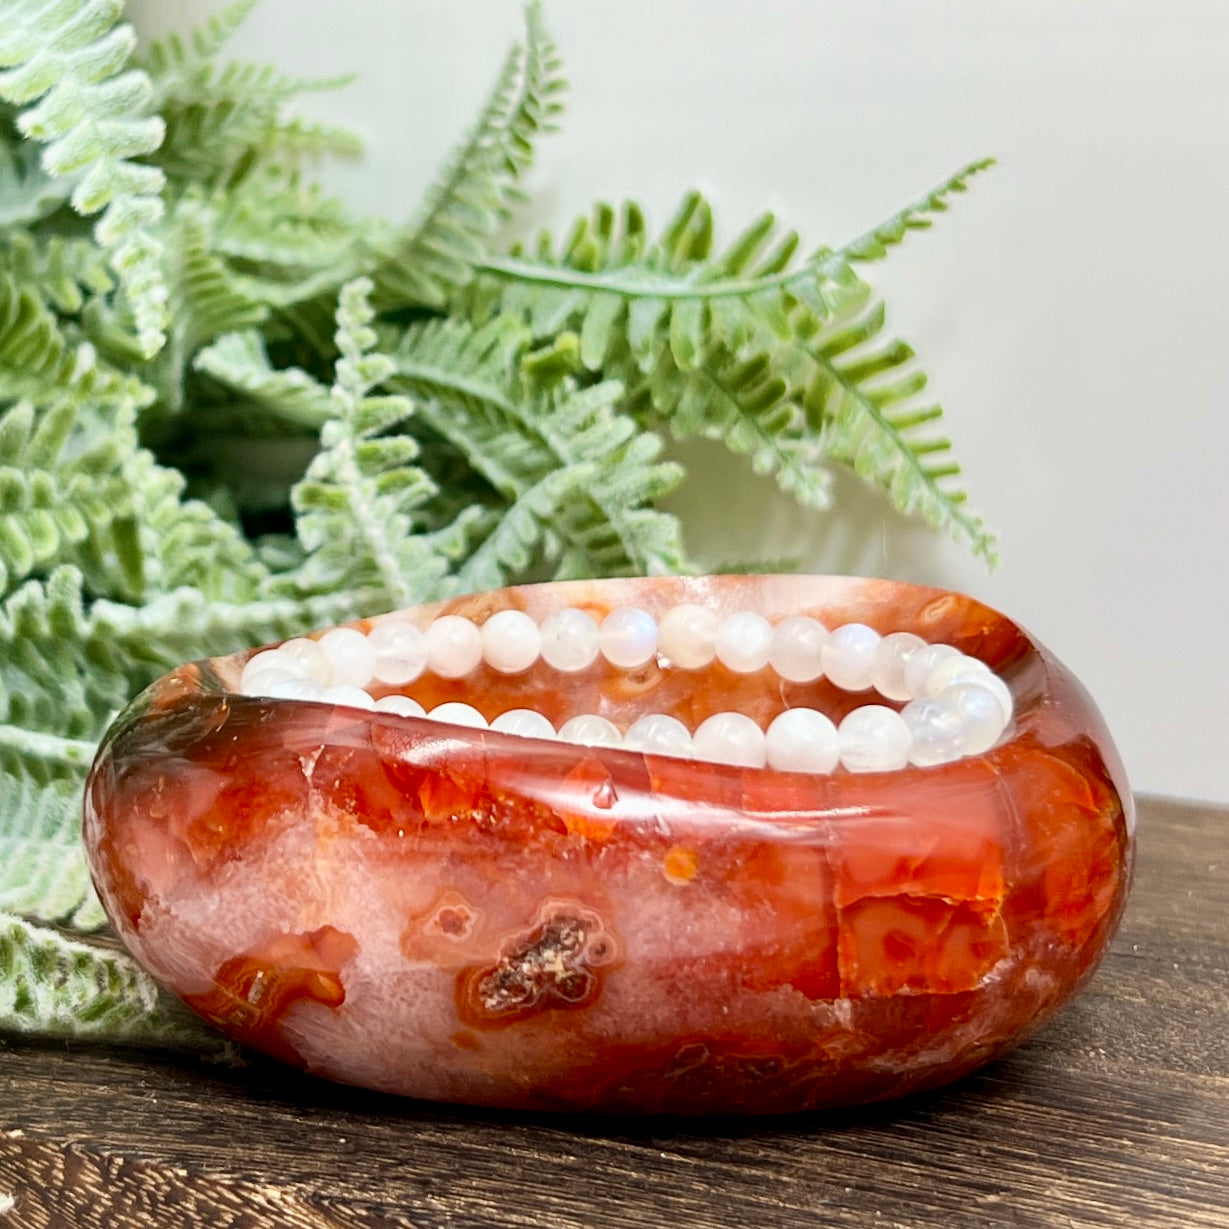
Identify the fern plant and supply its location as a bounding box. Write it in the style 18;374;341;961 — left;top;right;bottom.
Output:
0;0;994;1046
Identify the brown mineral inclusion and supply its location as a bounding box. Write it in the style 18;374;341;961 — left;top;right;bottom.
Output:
84;576;1133;1114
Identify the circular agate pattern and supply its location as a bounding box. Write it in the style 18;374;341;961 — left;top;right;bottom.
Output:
83;575;1134;1115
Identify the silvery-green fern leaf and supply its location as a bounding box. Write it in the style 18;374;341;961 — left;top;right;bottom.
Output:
0;0;168;355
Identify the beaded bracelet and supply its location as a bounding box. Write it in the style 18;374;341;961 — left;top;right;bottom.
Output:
235;602;1014;774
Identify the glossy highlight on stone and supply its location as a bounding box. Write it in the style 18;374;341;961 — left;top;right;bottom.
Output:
83;576;1134;1115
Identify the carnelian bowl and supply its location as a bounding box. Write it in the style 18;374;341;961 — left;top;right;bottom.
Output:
84;575;1133;1114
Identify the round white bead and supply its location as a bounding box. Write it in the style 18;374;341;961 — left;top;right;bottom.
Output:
429;701;488;729
870;631;926;702
277;638;332;685
481;609;541;675
266;677;326;702
240;649;299;693
838;705;911;773
658;603;719;669
946;681;1012;746
623;713;693;756
769;616;829;683
904;642;962;699
425;615;483;679
714;611;773;674
765;708;840;774
557;714;622;747
539;608;601;673
318;627;376;689
490;708;556;740
373;694;426;718
367;620;428;686
901;695;967;767
599;607;658;669
822;623;882;692
321;683;376;711
693;711;767;768
937;662;1013;722
241;666;301;697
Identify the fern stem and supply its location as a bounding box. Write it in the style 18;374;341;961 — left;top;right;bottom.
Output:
475;159;995;303
0;725;95;770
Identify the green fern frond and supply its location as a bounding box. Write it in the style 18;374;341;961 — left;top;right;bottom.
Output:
0;0;168;356
286;279;448;607
390;318;688;581
0;398;135;598
0;911;218;1045
194;329;332;429
373;1;565;310
0;135;70;226
1;229;115;314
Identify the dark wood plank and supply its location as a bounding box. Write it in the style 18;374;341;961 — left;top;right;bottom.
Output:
2;795;1226;1229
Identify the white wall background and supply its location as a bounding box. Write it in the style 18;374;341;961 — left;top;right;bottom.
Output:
130;1;1229;804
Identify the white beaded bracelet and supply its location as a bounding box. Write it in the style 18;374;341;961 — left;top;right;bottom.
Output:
237;603;1014;775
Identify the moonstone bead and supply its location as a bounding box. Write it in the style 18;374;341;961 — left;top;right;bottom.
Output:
657;603;718;669
769;616;828;683
901;696;967;767
557;714;622;746
714;611;773;674
599;607;658;670
765;708;840;774
693;712;767;768
939;663;1014;722
425;616;483;679
277;638;332;686
822;623;881;692
320;684;376;711
927;652;991;693
838;705;911;772
490;708;556;740
241;664;301;696
240;649;300;693
429;702;488;729
481;610;541;675
946;681;1011;749
870;631;926;702
266;678;326;702
373;694;426;718
367;620;428;686
623;713;693;756
318;627;376;689
539;608;601;673
904;643;962;699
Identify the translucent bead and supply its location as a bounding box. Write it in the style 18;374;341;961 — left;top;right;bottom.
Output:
765;708;840;774
373;694;426;718
769;616;828;683
901;695;967;767
624;713;693;756
318;627;376;689
241;665;301;697
277;638;332;686
425;615;483;679
927;652;991;693
939;665;1013;723
714;611;773;674
539;608;601;673
490;708;556;740
870;631;926;702
557;714;622;746
658;603;718;669
599;607;658;669
693;711;767;767
266;678;326;702
368;620;428;686
903;642;961;699
481;610;541;675
240;649;300;694
945;681;1010;750
321;684;376;711
838;705;911;773
822;623;881;692
429;702;488;729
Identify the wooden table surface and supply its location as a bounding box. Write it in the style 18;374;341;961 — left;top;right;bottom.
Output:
1;795;1225;1229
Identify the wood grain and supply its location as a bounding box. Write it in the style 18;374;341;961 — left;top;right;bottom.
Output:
2;796;1226;1229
